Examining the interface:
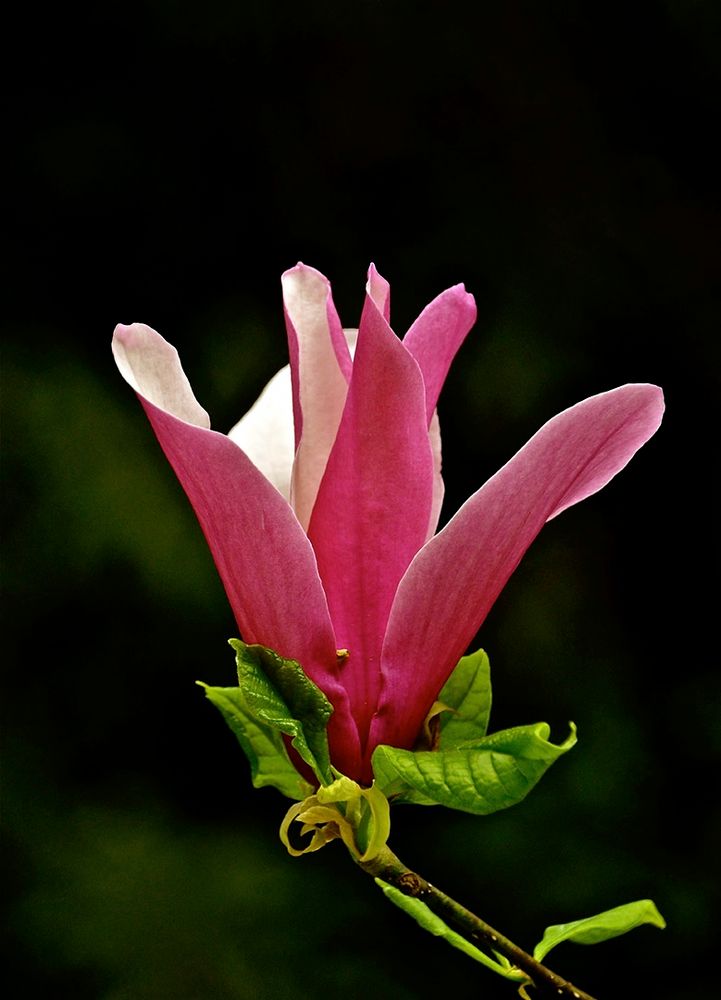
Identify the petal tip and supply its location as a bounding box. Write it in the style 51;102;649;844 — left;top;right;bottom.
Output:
451;282;477;312
112;322;132;343
281;262;330;290
627;382;665;420
112;322;152;351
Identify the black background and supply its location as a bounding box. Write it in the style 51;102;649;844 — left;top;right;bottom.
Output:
4;2;719;997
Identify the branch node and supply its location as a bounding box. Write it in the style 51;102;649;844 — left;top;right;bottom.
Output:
397;871;425;897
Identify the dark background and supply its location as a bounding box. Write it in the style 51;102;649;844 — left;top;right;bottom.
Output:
4;1;719;997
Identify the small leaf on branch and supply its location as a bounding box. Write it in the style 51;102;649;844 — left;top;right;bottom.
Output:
375;879;529;983
372;722;577;814
532;899;666;962
197;683;313;800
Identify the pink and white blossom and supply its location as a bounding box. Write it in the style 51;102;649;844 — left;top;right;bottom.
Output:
113;264;663;782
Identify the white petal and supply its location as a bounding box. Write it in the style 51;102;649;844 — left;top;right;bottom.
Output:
426;409;445;539
343;327;358;358
112;323;210;428
228;365;295;501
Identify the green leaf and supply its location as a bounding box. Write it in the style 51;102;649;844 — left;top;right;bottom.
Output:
198;683;313;800
375;879;527;983
372;722;577;814
229;639;334;786
437;648;492;747
533;899;666;962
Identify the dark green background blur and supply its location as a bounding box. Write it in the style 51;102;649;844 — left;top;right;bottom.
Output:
4;2;719;997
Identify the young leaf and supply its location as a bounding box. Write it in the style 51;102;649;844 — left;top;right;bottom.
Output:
375;879;528;982
372;722;577;814
437;648;492;747
230;639;334;785
533;899;666;962
198;682;314;800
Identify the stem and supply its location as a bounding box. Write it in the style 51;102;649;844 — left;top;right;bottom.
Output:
358;846;598;1000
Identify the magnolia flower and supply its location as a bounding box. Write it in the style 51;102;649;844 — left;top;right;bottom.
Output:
113;264;663;784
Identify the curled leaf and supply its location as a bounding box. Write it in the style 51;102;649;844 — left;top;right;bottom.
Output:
280;777;391;863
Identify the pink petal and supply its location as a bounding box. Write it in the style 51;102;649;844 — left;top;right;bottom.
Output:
112;322;362;777
367;263;391;322
307;291;435;755
363;266;450;541
403;284;477;424
368;384;665;761
282;264;352;530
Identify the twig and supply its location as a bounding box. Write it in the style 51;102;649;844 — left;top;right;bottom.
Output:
358;846;598;1000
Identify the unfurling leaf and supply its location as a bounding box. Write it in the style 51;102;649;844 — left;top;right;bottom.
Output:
280;777;391;863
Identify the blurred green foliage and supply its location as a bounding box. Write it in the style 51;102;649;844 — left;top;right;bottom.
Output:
4;1;719;997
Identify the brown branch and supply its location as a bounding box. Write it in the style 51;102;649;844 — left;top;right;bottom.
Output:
358;846;598;1000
